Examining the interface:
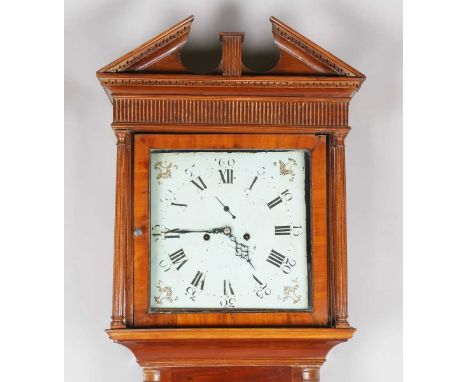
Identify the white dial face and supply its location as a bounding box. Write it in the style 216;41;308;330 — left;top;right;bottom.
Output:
149;150;311;310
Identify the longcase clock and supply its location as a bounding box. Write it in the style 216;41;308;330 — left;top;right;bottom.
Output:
97;15;365;382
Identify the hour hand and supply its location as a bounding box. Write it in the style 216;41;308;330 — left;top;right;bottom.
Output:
215;197;236;219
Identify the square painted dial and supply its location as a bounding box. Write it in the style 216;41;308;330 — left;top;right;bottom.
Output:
149;150;311;310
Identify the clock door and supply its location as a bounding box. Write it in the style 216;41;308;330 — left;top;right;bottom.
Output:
132;133;329;327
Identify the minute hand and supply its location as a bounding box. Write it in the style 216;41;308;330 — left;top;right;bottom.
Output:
227;233;255;269
167;227;225;234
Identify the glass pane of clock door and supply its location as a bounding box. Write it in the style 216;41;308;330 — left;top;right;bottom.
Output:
149;150;311;311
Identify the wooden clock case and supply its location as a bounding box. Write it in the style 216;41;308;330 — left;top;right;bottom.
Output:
97;15;365;382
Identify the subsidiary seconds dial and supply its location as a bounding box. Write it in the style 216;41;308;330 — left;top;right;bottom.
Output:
150;150;311;310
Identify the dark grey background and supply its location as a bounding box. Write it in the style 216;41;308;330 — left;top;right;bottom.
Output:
65;1;402;381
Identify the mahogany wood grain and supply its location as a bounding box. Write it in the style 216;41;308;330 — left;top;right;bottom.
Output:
142;367;312;382
107;328;354;366
110;96;351;127
107;327;355;341
269;16;364;77
111;123;351;135
170;367;291;382
97;15;365;78
98;16;194;74
107;328;354;382
98;74;363;99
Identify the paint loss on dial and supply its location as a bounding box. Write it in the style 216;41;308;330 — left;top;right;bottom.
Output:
149;150;311;310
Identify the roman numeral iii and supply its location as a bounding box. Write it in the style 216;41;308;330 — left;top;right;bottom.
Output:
275;225;291;235
190;176;207;191
275;225;302;236
219;169;234;184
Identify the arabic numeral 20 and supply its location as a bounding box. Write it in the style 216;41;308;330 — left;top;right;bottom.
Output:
281;258;296;274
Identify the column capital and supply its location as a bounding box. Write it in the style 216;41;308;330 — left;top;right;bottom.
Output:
114;129;132;145
331;129;348;147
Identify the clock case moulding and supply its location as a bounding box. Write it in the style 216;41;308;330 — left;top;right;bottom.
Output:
97;15;365;382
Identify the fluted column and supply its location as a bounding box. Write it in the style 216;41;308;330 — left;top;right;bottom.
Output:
111;130;132;329
330;131;350;328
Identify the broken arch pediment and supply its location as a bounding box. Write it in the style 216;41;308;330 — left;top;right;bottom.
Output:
97;15;364;78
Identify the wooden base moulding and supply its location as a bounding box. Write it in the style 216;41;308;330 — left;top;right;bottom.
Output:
107;328;355;382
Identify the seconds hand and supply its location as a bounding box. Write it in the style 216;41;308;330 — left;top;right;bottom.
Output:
215;197;236;219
